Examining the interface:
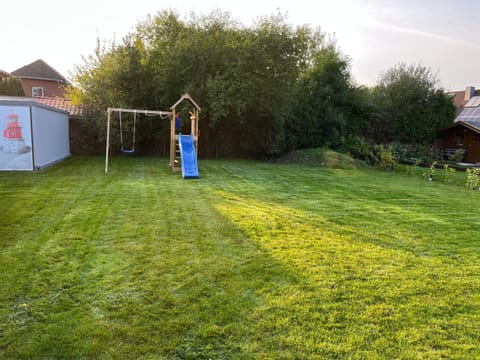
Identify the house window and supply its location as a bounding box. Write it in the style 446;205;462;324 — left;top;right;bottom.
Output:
473;133;480;143
32;87;44;97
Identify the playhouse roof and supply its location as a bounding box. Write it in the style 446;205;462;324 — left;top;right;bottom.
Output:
170;93;201;112
11;59;70;85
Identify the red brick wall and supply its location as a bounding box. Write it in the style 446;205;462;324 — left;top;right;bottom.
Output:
20;78;67;98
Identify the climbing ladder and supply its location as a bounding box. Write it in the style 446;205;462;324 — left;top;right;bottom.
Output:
175;136;181;167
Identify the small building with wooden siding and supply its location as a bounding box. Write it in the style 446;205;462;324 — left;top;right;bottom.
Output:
436;96;480;163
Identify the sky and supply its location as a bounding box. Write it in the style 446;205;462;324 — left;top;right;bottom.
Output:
2;0;479;91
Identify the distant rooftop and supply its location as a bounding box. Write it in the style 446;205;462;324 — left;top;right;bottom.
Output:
465;96;480;108
455;96;480;124
0;95;85;117
35;96;84;117
11;59;70;85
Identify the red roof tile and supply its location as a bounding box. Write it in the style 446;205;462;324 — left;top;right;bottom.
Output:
34;96;84;116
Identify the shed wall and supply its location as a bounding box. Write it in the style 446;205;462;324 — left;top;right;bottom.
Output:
31;106;70;169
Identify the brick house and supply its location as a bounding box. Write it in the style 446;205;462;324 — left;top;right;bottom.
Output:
11;59;70;98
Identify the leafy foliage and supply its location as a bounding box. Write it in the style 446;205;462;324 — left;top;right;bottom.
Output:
283;46;369;151
0;76;25;96
465;167;480;190
70;11;329;157
370;63;455;144
443;164;456;184
69;12;456;158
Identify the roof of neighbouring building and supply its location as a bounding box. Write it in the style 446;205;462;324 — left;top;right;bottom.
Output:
34;96;84;117
0;95;88;117
446;120;480;135
11;59;70;85
0;96;69;115
455;96;480;124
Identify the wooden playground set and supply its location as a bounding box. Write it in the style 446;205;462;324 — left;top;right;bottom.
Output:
104;94;201;179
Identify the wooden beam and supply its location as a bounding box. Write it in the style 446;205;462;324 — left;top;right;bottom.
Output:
107;108;172;117
105;109;111;174
169;93;202;112
170;107;176;169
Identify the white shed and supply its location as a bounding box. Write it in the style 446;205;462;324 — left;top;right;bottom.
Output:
0;97;70;171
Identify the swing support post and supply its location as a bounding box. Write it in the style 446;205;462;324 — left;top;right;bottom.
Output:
105;108;111;174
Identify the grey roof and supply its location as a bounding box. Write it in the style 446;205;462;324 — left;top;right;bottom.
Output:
11;59;70;85
465;96;480;108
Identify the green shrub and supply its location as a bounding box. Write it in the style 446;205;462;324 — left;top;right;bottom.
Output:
368;145;395;171
390;142;439;164
423;162;437;181
443;164;456;184
465;168;480;190
448;149;465;163
277;148;358;169
341;136;372;161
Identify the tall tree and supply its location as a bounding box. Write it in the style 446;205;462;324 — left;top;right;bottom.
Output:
371;63;455;143
70;10;328;157
0;76;25;96
284;45;362;150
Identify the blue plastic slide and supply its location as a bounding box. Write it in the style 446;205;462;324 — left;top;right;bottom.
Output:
178;133;199;179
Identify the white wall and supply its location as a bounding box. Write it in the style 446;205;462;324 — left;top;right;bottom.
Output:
31;106;70;169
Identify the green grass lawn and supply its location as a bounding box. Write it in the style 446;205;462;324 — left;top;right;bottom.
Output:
1;157;479;359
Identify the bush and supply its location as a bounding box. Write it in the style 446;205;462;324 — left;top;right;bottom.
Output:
368;144;395;171
443;164;456;184
276;148;358;169
390;142;439;164
448;149;465;163
465;168;480;190
423;161;437;181
340;136;372;161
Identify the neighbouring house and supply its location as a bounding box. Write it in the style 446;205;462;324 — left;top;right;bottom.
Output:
436;95;480;164
448;86;480;115
11;59;70;98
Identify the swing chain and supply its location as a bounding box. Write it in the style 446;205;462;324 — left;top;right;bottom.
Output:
119;110;136;153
